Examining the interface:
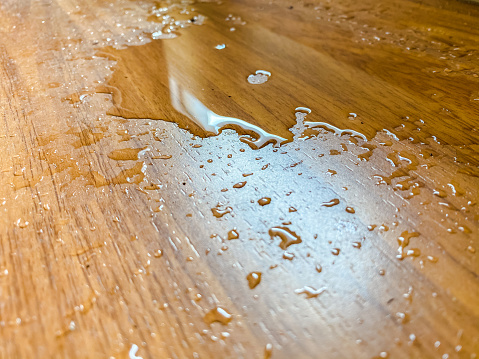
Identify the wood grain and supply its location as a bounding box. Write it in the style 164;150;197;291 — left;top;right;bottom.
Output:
0;0;478;358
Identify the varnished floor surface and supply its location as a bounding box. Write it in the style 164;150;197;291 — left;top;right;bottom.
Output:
0;0;478;358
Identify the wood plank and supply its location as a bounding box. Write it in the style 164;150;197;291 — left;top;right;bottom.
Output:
0;0;478;358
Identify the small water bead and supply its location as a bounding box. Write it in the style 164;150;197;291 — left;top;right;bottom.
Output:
397;231;420;260
289;207;297;212
345;207;355;214
283;252;295;260
204;307;233;325
247;70;271;85
246;272;262;289
227;229;239;240
315;264;322;273
269;227;302;249
258;197;271;206
264;343;273;359
211;205;232;218
215;44;226;50
331;248;340;256
233;181;247;188
129;344;142;359
295;286;326;299
348;112;358;120
322;198;340;207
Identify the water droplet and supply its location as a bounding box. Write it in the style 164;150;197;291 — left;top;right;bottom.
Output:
345;206;355;214
322;198;340;207
247;70;271;85
227;229;239;240
233;181;247;188
283;251;295;260
211;204;232;218
331;248;340;256
264;343;273;359
215;44;226;50
204;307;233;325
258;197;271;206
396;231;419;260
269;227;302;249
246;272;262;289
295;286;326;299
352;241;362;249
129;344;143;359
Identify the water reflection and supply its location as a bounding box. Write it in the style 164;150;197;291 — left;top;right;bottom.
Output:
169;77;287;148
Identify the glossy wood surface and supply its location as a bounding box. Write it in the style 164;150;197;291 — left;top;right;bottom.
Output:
0;0;478;358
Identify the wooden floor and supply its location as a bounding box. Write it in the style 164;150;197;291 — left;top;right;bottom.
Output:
0;0;478;358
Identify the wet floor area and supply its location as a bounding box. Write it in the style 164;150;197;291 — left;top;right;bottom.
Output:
0;0;478;358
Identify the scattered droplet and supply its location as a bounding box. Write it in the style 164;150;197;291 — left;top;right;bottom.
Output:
258;197;271;206
247;70;271;85
233;181;247;188
211;204;232;218
227;229;239;240
129;344;143;359
264;343;273;359
204;307;233;325
322;198;340;207
269;227;302;249
295;286;326;299
396;231;420;260
246;272;262;289
345;206;355;214
352;241;362;249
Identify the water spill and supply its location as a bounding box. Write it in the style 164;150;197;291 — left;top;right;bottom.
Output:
246;271;262;289
68;128;105;148
170;78;287;148
108;147;148;161
269;227;302;250
247;70;271;85
258;197;271;206
295;286;327;299
358;144;377;161
204;307;233;325
322;199;340;207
